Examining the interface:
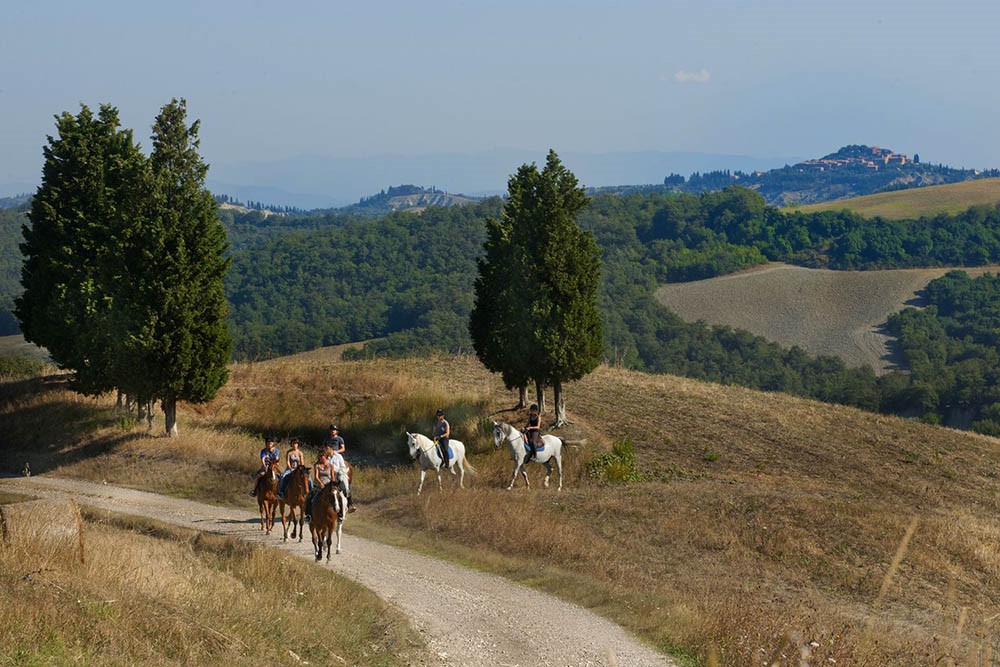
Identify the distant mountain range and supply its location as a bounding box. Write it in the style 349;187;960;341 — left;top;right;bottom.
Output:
201;148;802;209
4;145;998;213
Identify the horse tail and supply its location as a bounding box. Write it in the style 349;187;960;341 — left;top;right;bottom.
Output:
463;460;478;476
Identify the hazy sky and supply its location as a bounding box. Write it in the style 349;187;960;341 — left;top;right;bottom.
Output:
3;0;998;193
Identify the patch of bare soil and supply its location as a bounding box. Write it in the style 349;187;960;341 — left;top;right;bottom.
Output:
655;263;1000;374
0;475;675;667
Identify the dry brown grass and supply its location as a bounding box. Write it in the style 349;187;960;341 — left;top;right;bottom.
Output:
655;263;1000;373
0;510;428;665
789;178;1000;220
6;351;1000;665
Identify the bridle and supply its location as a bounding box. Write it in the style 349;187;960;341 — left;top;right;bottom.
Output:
409;434;437;460
494;423;525;450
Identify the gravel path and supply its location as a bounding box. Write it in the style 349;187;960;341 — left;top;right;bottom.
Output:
1;475;676;667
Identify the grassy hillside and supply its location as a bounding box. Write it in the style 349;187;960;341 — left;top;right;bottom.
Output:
656;263;1000;373
0;512;428;665
4;352;1000;665
789;177;1000;219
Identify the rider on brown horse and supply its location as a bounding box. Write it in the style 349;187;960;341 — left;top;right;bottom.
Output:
250;435;280;496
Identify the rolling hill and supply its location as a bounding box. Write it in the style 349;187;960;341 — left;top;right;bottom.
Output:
788;177;1000;219
655;263;1000;373
5;350;1000;665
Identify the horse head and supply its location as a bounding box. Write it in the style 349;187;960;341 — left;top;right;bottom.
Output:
492;421;503;449
268;458;281;480
406;432;419;460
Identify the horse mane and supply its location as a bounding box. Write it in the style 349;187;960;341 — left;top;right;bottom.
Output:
411;432;432;446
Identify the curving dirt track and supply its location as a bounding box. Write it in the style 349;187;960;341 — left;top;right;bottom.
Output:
0;475;676;667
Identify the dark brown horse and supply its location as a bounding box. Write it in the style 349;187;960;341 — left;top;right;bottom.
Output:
279;465;310;542
256;458;280;535
309;479;345;560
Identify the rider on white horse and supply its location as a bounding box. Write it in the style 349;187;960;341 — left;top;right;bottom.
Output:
433;409;451;470
523;403;541;463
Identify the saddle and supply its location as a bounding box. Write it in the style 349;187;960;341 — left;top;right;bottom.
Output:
522;432;544;452
435;444;454;460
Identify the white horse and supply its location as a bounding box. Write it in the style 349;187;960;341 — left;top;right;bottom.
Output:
493;421;564;491
406;432;476;495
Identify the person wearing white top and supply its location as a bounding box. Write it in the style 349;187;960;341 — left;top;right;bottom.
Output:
324;445;355;512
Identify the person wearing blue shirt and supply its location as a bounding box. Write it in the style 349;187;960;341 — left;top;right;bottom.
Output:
250;436;280;497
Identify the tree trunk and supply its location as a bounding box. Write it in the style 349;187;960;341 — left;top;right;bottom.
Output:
115;391;124;410
516;386;527;409
552;379;567;427
145;400;155;430
534;380;546;414
163;398;179;437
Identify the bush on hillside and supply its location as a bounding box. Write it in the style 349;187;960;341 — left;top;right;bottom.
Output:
587;437;643;484
0;355;48;380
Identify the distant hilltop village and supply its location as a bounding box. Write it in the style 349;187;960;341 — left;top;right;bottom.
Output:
795;145;913;172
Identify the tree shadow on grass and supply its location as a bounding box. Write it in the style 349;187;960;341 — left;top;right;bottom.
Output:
0;390;154;476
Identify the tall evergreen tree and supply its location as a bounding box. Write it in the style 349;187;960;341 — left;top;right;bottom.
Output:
127;99;231;436
15;104;148;394
470;164;537;407
471;150;603;425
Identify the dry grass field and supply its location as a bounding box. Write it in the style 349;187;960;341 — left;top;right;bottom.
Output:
789;178;1000;219
5;351;1000;665
0;510;428;665
656;263;1000;373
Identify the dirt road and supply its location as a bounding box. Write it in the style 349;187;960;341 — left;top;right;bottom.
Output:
1;475;676;667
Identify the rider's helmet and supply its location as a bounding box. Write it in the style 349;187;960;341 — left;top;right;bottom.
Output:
436;408;444;416
529;403;538;411
329;423;338;431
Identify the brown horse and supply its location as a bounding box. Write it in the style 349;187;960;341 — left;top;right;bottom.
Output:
279;465;310;542
309;478;346;560
256;459;280;535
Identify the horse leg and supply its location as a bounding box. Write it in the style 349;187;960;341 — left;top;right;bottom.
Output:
417;469;426;495
280;503;289;541
458;460;465;489
335;517;343;555
508;461;520;490
543;460;552;488
325;530;332;561
437;467;443;491
258;501;265;531
556;454;563;491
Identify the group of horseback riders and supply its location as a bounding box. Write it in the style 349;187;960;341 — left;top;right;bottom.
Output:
252;404;546;504
433;403;542;468
251;423;356;514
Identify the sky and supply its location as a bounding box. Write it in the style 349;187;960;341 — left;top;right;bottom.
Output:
3;0;999;200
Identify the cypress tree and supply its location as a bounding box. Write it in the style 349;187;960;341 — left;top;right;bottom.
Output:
16;104;148;395
129;99;231;436
471;150;603;425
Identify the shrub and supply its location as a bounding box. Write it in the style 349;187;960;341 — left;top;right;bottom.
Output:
0;355;48;380
587;437;643;483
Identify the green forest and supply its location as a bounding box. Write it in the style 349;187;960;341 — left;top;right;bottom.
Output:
6;185;1000;432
